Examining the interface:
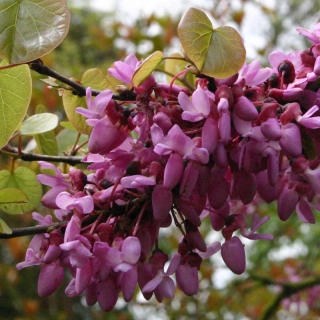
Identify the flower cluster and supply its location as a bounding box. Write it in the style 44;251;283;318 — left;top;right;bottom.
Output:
17;23;320;310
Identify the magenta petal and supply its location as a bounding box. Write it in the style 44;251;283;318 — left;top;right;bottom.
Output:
277;187;299;221
234;96;258;121
218;112;231;144
142;275;163;293
202;117;219;153
261;118;282;141
157;276;175;298
176;264;199;296
164;153;184;189
38;262;64;297
221;236;246;275
121;237;141;264
279;123;302;158
121;267;138;302
97;277;119;311
166;253;181;275
75;262;92;294
207;178;229;210
152;184;173;221
88;117;127;154
296;198;315;224
234;171;257;205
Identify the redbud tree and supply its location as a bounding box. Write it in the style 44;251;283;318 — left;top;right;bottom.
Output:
0;1;320;317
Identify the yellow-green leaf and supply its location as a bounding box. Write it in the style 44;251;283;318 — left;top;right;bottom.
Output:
0;0;70;64
20;113;59;135
0;167;42;215
0;188;28;204
0;61;31;148
0;218;12;234
34;105;58;156
178;7;246;78
132;51;163;87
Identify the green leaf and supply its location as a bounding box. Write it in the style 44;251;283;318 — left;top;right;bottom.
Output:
178;7;246;78
0;218;12;234
56;128;88;156
63;68;114;135
0;61;31;148
20;113;59;135
0;188;28;204
132;51;163;87
59;121;76;131
33;105;58;156
0;0;70;64
0;167;42;215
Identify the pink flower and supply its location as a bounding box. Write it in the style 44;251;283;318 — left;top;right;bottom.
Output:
178;88;211;122
236;60;273;86
296;22;320;44
108;54;139;84
221;236;246;275
142;253;180;302
151;124;209;164
76;87;113;125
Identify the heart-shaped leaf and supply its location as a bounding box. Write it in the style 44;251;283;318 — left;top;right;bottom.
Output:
0;0;70;64
20;113;59;135
0;61;31;148
132;51;163;87
0;218;12;234
0;167;42;214
178;7;246;78
0;188;28;204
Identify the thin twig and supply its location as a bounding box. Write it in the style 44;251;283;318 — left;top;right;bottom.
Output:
1;145;85;165
0;222;66;239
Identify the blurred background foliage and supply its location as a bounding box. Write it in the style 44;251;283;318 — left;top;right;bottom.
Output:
1;0;320;319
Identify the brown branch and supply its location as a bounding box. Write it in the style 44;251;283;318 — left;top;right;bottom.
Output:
1;145;85;165
0;222;66;239
28;59;136;101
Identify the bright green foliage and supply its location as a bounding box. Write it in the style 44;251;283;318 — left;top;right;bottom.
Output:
0;61;31;149
0;167;42;214
0;0;70;64
20;113;59;136
33;105;58;156
178;7;246;78
132;51;163;86
63;68;117;135
0;188;28;204
0;217;11;234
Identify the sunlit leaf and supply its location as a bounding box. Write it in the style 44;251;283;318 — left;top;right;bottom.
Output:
33;105;58;156
0;188;28;204
0;0;70;64
0;60;31;148
0;167;42;214
178;7;246;78
0;218;12;234
20;113;59;135
132;51;163;86
63;68;114;135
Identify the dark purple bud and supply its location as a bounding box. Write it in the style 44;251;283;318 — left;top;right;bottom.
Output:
278;60;295;84
69;169;87;191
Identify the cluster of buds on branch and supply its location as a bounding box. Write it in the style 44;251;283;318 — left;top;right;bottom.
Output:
16;22;320;311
